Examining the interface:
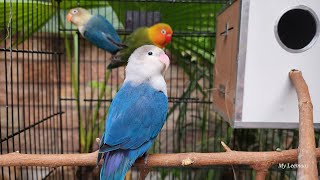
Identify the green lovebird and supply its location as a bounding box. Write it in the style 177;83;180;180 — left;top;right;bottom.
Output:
108;23;173;69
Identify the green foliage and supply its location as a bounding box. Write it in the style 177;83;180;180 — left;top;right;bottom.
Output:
0;1;53;45
87;80;112;92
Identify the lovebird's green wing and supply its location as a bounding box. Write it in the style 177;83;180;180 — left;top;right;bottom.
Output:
107;27;153;69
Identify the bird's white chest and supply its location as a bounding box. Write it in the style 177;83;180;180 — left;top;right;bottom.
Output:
78;26;85;36
149;76;167;96
124;75;167;96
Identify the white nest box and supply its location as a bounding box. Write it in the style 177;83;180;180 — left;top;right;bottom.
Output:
213;0;320;128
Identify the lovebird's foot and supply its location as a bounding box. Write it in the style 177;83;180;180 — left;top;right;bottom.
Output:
142;152;149;165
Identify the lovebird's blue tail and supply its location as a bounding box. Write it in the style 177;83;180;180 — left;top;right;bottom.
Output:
100;150;132;180
100;141;153;180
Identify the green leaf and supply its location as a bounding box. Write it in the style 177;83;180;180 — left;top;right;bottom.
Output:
0;2;55;45
87;80;102;89
87;80;112;92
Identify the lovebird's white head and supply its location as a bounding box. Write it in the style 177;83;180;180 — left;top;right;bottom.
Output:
66;7;93;27
125;45;170;95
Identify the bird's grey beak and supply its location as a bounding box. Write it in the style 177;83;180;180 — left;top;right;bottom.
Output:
159;53;170;72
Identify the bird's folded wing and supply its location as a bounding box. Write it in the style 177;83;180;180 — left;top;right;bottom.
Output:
101;83;168;151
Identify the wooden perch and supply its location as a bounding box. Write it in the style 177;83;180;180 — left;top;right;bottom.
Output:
289;70;318;180
1;147;320;168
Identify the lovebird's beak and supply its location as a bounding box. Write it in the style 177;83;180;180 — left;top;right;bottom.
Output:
159;53;170;72
165;34;172;44
66;13;73;22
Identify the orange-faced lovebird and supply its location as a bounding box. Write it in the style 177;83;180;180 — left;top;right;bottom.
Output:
108;23;173;69
66;7;125;54
98;45;170;180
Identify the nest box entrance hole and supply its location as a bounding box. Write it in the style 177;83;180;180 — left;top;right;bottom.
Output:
275;6;319;52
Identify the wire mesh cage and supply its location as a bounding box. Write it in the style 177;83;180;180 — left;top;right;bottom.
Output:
1;0;320;180
0;1;63;179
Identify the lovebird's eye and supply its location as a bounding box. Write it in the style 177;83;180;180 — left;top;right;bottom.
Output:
161;29;166;35
148;52;153;55
72;9;78;14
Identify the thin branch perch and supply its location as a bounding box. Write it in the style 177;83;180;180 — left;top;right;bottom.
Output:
1;148;320;168
289;70;318;180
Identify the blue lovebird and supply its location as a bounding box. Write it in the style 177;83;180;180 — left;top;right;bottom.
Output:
97;45;170;180
66;7;126;54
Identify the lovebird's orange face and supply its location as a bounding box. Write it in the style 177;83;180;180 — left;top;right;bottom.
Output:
148;23;173;48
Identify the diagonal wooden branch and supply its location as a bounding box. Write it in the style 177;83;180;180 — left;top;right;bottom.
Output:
222;141;270;180
289;70;318;180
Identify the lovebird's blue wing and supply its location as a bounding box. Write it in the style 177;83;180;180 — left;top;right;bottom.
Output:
101;82;168;151
83;15;124;54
